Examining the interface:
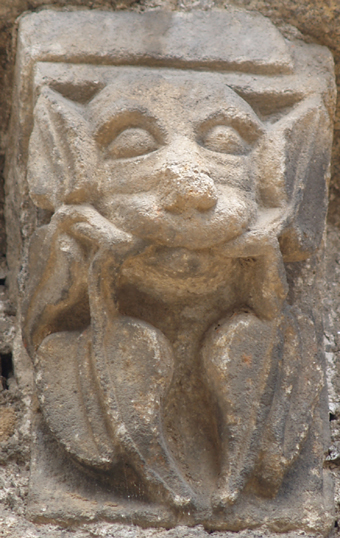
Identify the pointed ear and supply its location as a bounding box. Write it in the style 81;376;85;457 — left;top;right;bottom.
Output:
278;100;332;261
255;97;332;261
27;86;97;211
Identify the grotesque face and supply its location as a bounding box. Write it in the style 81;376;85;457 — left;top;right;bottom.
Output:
28;58;332;264
88;69;262;250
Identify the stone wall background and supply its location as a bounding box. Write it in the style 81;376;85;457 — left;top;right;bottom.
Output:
0;1;340;536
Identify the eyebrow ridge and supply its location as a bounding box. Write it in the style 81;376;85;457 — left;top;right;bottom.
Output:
92;104;166;145
196;109;265;144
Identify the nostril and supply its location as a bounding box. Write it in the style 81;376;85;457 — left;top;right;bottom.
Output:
162;171;218;213
196;192;217;212
197;185;217;211
190;186;217;212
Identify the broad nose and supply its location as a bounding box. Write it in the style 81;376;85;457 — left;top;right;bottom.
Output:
160;143;218;214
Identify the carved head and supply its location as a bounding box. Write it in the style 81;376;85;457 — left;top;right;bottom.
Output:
26;10;335;260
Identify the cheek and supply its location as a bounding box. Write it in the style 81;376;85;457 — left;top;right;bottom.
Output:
98;155;164;195
97;153;254;198
214;186;258;233
252;139;287;208
209;156;255;193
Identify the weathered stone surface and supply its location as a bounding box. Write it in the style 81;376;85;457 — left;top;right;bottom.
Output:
4;8;336;534
0;408;16;442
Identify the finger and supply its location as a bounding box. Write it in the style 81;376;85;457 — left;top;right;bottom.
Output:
215;234;288;319
71;221;133;249
51;204;147;254
22;227;89;354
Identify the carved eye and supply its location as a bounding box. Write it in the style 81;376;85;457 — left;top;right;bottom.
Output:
105;127;159;159
202;125;248;155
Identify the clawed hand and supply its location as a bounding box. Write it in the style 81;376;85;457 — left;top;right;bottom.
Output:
51;203;147;258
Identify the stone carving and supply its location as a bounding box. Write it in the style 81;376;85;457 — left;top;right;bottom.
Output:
6;8;336;533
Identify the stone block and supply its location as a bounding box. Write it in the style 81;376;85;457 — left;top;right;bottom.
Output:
5;8;336;534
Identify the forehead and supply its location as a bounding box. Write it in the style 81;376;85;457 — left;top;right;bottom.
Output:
92;68;237;100
33;58;332;119
88;68;254;118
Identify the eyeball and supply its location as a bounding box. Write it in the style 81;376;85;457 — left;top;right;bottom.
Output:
202;125;248;155
105;127;159;159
